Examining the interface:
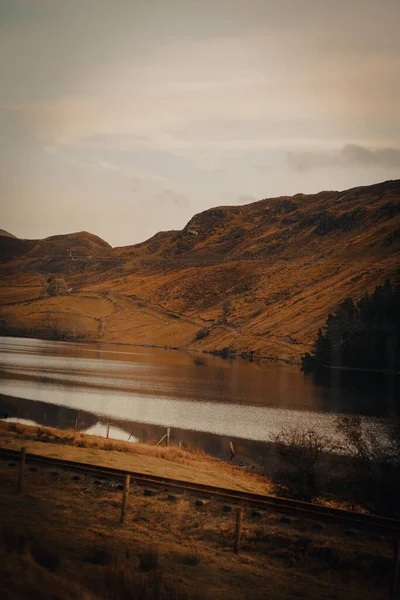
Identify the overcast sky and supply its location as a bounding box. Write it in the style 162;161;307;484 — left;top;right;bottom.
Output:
1;0;399;246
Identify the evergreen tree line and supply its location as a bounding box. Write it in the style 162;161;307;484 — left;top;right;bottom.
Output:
302;277;400;372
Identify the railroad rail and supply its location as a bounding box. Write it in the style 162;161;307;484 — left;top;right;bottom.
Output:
1;446;399;539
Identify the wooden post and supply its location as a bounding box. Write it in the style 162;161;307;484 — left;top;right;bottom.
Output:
166;428;170;447
156;432;168;446
106;423;110;439
391;539;400;600
74;417;78;432
17;447;26;493
140;430;143;444
234;507;243;554
120;475;130;524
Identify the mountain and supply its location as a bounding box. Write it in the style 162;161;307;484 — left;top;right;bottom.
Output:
1;180;399;362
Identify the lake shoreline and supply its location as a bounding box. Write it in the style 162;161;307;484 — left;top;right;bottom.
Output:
0;329;299;364
5;330;399;374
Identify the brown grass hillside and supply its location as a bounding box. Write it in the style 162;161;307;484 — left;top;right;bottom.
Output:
1;180;399;361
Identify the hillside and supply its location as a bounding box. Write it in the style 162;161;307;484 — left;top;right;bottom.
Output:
0;229;17;238
1;180;399;362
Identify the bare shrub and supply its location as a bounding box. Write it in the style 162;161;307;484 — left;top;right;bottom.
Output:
336;414;400;516
272;426;334;501
274;427;330;472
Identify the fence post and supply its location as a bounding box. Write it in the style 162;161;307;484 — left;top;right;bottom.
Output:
234;507;243;554
120;475;131;524
391;539;400;600
74;417;78;432
106;423;110;439
167;428;170;447
17;447;26;493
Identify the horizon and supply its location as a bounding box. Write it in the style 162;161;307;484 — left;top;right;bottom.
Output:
1;0;400;246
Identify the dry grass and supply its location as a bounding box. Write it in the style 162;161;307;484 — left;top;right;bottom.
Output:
0;421;272;495
179;545;203;566
0;459;392;599
3;421;206;464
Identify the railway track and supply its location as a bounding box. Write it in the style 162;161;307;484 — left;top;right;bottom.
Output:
1;446;399;539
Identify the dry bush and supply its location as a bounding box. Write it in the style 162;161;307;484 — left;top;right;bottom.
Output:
274;427;333;472
271;426;335;501
336;414;400;516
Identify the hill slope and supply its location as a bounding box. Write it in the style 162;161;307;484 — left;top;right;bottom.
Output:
0;229;17;238
1;180;399;361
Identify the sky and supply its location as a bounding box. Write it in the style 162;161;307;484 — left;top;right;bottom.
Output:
1;0;400;247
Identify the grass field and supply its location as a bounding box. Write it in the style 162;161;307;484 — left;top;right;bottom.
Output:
0;422;393;599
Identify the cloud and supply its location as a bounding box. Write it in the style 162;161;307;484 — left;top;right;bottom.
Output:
150;189;190;209
287;144;400;171
340;145;400;168
43;146;167;184
1;0;400;246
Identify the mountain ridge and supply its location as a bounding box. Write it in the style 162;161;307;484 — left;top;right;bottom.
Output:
1;179;399;362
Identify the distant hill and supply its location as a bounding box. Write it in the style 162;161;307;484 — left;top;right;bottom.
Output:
0;231;111;263
26;231;112;258
0;180;399;362
0;229;17;238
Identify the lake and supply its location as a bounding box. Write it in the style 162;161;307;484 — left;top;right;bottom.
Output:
0;337;398;466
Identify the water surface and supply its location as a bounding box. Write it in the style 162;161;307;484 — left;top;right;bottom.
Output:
0;337;398;461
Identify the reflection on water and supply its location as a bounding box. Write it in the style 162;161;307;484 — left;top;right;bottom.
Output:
84;422;138;442
0;337;398;455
